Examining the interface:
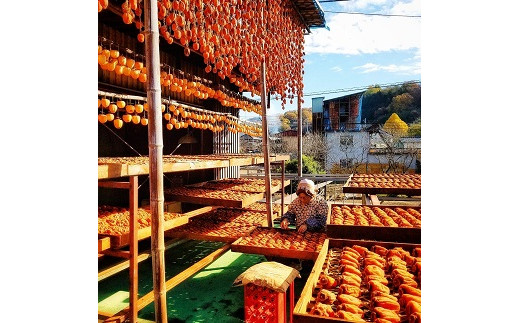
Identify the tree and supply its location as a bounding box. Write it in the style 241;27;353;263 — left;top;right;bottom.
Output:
361;83;421;124
383;113;408;137
279;118;291;132
389;93;414;113
285;154;324;174
278;108;312;132
284;154;325;193
408;118;421;137
372;125;420;174
302;132;328;169
302;108;312;124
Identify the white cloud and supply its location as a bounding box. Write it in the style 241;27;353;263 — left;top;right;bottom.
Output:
338;0;420;14
340;0;388;10
353;61;421;75
390;0;421;16
307;0;421;55
330;66;343;72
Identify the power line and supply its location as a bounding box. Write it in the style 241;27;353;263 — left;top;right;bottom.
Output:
322;11;421;18
303;80;420;97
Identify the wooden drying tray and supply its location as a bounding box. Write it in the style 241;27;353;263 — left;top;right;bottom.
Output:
164;188;265;208
326;204;421;243
231;227;326;260
343;174;421;196
190;179;291;193
98;206;216;249
191;208;270;227
293;238;421;323
239;202;289;218
98;154;290;179
164;222;257;244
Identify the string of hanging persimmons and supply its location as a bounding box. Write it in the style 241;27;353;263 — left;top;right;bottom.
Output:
98;40;262;114
98;93;262;137
98;0;307;109
98;39;262;136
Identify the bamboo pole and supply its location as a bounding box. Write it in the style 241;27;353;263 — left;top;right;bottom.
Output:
281;160;285;213
143;0;167;322
297;94;303;177
129;176;138;323
260;59;273;227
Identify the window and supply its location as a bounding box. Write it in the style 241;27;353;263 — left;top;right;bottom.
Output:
340;134;354;147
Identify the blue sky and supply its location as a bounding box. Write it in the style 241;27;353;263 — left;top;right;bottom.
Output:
240;0;421;124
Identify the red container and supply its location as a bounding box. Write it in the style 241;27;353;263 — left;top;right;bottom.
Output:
244;283;286;323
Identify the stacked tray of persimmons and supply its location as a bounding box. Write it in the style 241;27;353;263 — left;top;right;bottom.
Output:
199;178;283;193
330;205;421;228
98;205;184;236
348;174;421;189
165;208;268;242
300;243;421;322
231;227;327;260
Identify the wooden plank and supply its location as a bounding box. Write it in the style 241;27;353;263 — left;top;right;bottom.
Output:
328;238;420;249
98;239;187;282
106;215;190;249
343;186;421;196
98;181;131;189
327;203;421;243
231;240;319;260
369;194;381;205
104;244;231;323
230;228;325;260
164;191;265;208
98;237;111;253
293;239;329;314
98;155;290;180
99;253;149;281
102;250;131;259
165;231;240;243
327;224;421;244
182;206;220;219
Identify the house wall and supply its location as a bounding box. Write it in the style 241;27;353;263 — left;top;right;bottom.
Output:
325;131;370;170
325;131;419;173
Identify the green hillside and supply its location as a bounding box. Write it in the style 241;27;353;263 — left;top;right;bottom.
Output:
361;82;421;124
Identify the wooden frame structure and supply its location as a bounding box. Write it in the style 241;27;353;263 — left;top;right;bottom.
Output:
98;155;289;322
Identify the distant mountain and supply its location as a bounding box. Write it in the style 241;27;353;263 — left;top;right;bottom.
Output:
246;116;261;123
246;115;281;135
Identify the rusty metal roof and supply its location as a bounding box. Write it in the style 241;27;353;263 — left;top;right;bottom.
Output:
292;0;327;30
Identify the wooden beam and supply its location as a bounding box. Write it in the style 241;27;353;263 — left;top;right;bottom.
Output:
98;181;131;189
99;237;111;253
102;250;131;259
105;244;230;323
369;194;381;205
294;239;329;314
99;239;187;282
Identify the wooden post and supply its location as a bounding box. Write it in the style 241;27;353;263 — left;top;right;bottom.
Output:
129;176;138;323
281;160;285;215
143;0;167;322
297;94;302;178
260;59;273;227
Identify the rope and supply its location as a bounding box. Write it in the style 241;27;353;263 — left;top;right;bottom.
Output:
101;122;143;157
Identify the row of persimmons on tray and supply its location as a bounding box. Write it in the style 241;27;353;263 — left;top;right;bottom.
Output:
305;243;420;323
98;203;423;238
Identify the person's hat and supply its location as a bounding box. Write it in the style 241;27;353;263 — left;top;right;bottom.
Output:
296;179;316;197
